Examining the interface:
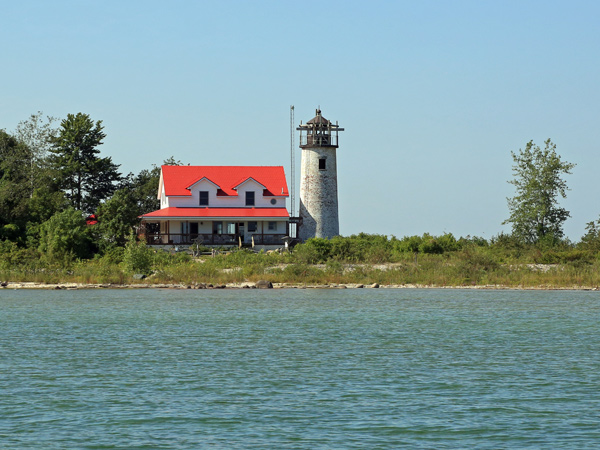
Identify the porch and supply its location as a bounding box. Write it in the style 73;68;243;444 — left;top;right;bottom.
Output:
139;218;289;247
142;231;287;246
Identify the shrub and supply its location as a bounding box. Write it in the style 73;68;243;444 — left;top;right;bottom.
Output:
0;240;18;269
38;208;94;264
419;233;444;254
0;224;22;242
394;235;423;253
329;235;354;261
293;238;331;264
97;246;125;265
122;234;153;275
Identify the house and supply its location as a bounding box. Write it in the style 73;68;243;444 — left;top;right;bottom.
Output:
139;165;290;247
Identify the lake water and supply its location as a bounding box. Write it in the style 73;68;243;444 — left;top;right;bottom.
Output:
1;288;599;449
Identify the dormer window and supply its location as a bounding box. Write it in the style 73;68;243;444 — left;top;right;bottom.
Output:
199;191;209;206
246;191;255;206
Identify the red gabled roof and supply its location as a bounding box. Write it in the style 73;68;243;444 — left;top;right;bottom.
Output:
141;207;289;219
162;166;289;197
85;214;98;226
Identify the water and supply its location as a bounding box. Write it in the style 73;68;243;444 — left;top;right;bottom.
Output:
1;288;599;449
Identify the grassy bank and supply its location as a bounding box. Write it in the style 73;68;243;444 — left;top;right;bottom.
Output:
2;240;600;289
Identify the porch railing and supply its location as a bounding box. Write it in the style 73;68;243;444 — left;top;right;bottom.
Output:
143;232;287;246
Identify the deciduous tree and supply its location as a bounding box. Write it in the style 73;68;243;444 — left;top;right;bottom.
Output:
120;164;161;215
0;130;32;240
504;139;575;244
13;111;58;197
96;189;140;249
579;217;600;251
38;207;94;263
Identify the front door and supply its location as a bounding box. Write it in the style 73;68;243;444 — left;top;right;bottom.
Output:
190;222;198;241
237;222;245;243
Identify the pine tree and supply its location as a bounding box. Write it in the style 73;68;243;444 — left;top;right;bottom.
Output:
49;113;121;213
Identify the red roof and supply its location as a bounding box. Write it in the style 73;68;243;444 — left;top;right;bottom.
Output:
161;166;289;197
85;214;98;226
141;207;289;220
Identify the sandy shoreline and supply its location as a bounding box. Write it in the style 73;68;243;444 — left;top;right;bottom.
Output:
1;281;598;291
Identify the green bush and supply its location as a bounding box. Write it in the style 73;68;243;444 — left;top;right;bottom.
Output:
38;208;94;264
122;234;153;275
393;235;423;253
293;238;331;264
96;246;125;265
329;235;354;261
0;240;18;269
0;224;22;242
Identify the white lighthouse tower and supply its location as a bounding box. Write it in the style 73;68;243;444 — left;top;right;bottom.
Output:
297;109;344;241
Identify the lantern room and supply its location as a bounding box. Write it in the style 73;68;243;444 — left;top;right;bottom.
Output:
297;109;344;148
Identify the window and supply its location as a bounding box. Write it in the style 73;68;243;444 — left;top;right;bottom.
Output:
268;221;277;231
226;222;236;234
213;221;223;234
248;221;257;232
319;158;326;170
246;191;255;206
199;191;209;206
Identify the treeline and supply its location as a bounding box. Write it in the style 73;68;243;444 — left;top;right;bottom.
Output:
2;112;600;287
0;112;165;264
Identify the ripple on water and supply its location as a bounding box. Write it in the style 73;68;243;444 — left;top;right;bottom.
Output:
1;288;599;449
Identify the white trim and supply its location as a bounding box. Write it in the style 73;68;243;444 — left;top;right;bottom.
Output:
157;171;164;200
186;176;221;191
232;177;267;190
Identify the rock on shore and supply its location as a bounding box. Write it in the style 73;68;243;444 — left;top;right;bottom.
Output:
1;281;598;291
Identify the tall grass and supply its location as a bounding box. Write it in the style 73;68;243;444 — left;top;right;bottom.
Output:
2;233;600;288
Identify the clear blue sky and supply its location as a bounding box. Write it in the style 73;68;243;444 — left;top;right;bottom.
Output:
2;1;599;240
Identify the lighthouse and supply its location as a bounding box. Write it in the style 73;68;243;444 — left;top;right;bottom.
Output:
297;109;344;241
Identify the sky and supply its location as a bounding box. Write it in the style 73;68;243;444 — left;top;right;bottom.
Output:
2;0;600;241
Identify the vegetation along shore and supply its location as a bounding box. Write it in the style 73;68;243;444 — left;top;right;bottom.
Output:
3;233;600;290
2;112;600;290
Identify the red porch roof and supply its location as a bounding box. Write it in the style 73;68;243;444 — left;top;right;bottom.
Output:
162;166;289;197
141;207;289;220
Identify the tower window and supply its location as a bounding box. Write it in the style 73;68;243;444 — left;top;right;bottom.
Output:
246;191;255;206
199;191;209;206
319;158;326;170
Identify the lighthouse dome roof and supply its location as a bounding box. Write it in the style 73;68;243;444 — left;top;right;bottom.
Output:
307;109;331;126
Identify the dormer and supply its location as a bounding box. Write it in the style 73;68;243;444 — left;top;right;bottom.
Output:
187;177;220;207
187;176;220;192
233;178;267;207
